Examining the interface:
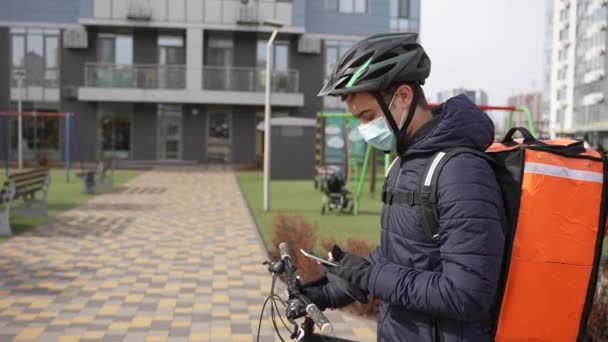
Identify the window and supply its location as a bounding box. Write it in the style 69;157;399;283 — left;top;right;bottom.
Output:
326;0;367;13
158;35;184;65
98;33;133;64
97;33;133;87
257;39;289;70
9;113;61;161
26;33;44;85
207;32;234;67
559;27;569;41
98;103;132;159
325;40;354;77
45;36;58;87
257;39;291;91
558;46;569;61
390;0;420;31
10;28;60;88
157;104;182;160
12;36;24;67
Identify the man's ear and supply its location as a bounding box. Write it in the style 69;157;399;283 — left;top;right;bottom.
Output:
395;84;414;107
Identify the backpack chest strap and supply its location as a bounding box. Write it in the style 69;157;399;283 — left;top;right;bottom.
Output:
382;190;436;206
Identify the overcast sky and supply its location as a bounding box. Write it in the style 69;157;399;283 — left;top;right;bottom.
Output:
420;0;547;105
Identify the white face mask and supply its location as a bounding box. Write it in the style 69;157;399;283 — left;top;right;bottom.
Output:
356;91;409;151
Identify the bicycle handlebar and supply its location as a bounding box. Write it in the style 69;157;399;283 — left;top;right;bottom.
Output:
278;242;334;335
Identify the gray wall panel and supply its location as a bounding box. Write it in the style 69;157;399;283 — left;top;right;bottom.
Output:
182;104;205;161
232;107;256;165
134;29;158;64
305;0;390;35
233;31;257;68
132;103;157;160
290;36;323;118
60;27;98;162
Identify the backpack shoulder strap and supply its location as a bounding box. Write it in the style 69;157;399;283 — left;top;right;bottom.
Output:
419;147;491;244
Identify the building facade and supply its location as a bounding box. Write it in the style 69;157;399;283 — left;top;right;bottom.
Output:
548;0;608;147
436;88;488;105
507;92;548;136
0;0;421;165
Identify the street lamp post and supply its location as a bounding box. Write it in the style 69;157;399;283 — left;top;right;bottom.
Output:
13;70;25;170
262;20;283;212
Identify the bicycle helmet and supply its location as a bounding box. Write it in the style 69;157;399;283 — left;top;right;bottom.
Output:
318;33;430;97
318;33;431;156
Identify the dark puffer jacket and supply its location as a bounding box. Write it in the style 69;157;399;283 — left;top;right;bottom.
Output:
325;94;506;341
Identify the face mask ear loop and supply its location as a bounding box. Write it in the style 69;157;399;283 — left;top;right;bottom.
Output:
396;84;421;155
372;92;399;134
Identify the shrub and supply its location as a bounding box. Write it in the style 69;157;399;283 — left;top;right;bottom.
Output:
271;214;322;281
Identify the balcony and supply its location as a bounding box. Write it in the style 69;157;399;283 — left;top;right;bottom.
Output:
202;66;299;93
84;63;186;89
79;63;303;106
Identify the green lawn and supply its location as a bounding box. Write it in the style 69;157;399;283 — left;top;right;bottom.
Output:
237;171;608;256
1;169;141;235
236;171;383;253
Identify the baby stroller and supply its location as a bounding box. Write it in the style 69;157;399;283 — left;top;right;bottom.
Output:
318;165;353;215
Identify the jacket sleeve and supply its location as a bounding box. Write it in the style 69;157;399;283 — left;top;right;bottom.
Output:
367;154;506;321
323;244;385;309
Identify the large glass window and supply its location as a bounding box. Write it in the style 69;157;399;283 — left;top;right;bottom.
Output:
205;32;234;90
390;0;420;32
207;32;234;66
9;114;61;163
10;28;60;87
326;0;366;13
157;104;182;160
206;111;232;163
97;33;134;87
325;40;354;77
157;35;185;89
98;33;133;64
257;38;290;91
12;35;25;67
98;104;132;159
256;39;289;70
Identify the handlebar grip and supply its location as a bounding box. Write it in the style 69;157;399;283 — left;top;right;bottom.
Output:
279;242;291;260
306;304;333;335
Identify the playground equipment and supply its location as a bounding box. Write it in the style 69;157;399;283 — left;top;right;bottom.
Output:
0;111;83;181
315;105;536;215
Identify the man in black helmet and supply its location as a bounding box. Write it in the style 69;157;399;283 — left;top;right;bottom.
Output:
304;33;506;341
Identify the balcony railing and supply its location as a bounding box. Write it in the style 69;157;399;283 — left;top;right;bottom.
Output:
85;63;186;89
203;66;299;93
84;63;300;93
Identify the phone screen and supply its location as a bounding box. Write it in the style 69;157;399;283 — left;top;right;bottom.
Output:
300;249;339;267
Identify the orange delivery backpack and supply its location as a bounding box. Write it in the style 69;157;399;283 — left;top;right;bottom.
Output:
416;127;607;341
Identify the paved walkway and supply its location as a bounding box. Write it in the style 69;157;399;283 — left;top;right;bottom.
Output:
0;166;376;341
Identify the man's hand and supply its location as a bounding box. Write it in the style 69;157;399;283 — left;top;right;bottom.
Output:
300;276;331;311
325;245;371;297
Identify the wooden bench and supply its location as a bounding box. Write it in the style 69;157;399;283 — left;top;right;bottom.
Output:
78;157;116;194
0;168;51;236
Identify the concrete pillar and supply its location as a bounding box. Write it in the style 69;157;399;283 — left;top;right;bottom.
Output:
186;28;203;90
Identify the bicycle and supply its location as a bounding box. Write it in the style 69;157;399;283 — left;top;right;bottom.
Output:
257;242;360;342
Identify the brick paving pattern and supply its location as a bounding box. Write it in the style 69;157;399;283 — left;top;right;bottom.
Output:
0;166;376;341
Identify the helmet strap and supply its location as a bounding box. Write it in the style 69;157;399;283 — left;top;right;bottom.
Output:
372;84;420;155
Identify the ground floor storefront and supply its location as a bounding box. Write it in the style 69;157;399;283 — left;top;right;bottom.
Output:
0;102;281;166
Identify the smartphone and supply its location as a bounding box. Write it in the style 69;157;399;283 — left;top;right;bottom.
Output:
300;249;339;267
